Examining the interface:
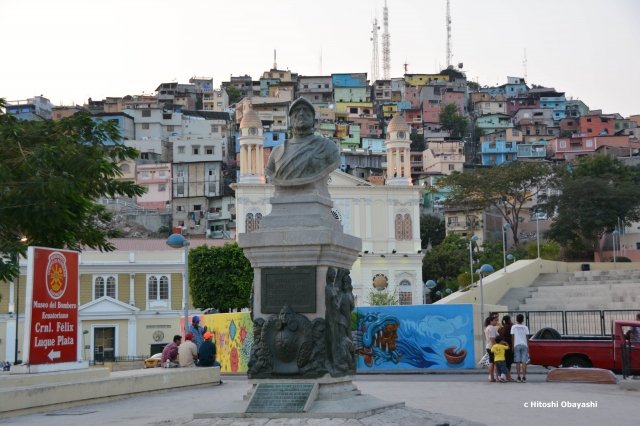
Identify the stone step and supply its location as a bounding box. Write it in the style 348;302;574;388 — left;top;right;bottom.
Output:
496;287;539;311
519;301;639;311
534;284;640;295
564;279;640;286
571;269;640;280
527;294;640;303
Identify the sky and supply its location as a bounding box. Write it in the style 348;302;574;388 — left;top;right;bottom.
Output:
2;0;639;116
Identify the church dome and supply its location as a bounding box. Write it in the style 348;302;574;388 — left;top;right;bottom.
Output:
240;108;263;129
387;114;410;133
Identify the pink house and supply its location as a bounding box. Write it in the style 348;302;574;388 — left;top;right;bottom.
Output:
404;107;423;131
547;135;633;160
506;97;539;116
136;163;172;210
442;91;465;114
404;86;422;108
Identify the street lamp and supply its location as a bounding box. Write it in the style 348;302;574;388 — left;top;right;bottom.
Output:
425;280;436;304
476;264;495;327
166;233;191;333
469;236;479;288
503;223;511;273
535;210;541;259
612;230;619;270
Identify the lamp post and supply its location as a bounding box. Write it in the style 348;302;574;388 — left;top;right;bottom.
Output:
476;264;495;327
536;210;541;259
503;223;511;273
425;280;436;304
612;230;619;270
469;236;478;288
166;233;190;333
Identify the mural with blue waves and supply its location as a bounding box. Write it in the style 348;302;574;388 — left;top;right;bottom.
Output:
351;304;475;370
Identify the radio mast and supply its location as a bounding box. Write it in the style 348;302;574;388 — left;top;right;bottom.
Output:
371;16;380;82
382;0;391;79
446;0;452;68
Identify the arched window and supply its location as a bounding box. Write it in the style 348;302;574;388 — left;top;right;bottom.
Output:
94;277;104;299
255;213;263;230
148;276;157;300
245;213;254;233
106;276;116;298
159;276;169;300
398;279;413;305
148;275;169;301
395;211;412;241
120;163;130;173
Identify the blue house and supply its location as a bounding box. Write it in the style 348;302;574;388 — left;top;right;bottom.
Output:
91;112;134;145
331;73;368;88
481;140;517;165
516;140;547;159
540;93;566;122
235;130;287;154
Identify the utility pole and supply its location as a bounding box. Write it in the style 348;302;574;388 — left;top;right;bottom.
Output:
382;0;391;79
446;0;452;68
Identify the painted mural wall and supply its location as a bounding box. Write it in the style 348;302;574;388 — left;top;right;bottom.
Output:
351;304;475;370
180;304;474;372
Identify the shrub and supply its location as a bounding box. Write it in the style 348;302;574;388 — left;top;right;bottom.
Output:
526;241;561;261
613;256;632;262
457;272;481;287
158;225;170;233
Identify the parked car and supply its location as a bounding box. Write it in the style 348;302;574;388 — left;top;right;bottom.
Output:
143;353;163;368
528;320;640;374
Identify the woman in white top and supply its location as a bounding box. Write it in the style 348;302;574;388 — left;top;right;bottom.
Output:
484;315;499;382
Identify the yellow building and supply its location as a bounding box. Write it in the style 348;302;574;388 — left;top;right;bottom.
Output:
0;239;233;363
334;101;373;114
404;74;449;86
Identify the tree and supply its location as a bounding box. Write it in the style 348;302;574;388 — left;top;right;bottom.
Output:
365;287;399;306
437;161;554;245
438;103;470;139
226;86;242;104
0;99;145;282
422;233;468;289
420;214;446;248
410;132;425;152
467;81;481;92
188;243;253;312
542;154;640;262
559;130;573;138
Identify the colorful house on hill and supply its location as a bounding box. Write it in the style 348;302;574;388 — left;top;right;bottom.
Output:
476;114;514;133
579;115;615;136
481;140;517;165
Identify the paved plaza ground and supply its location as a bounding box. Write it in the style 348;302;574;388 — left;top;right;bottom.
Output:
1;371;637;426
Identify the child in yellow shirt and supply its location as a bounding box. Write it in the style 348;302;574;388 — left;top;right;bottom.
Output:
491;335;509;383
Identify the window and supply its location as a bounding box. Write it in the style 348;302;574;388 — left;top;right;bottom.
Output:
587;118;592;122
449;164;455;171
148;275;169;301
158;184;166;191
547;129;554;135
489;143;496;149
142;123;150;130
211;125;219;132
398;280;412;305
94;275;116;300
120;164;130;172
273;134;279;141
56;113;62;119
506;154;512;161
216;92;222;97
506;142;513;148
192;146;200;155
349;108;358;113
177;205;185;212
142;172;149;179
245;212;263;233
178;220;184;226
217;102;223;107
485;103;490;108
587;128;593;133
394;213;412;241
159;171;166;177
205;146;214;155
489;154;496;161
279;73;284;78
512;130;519;136
142;110;151;117
586;139;593;147
167;125;174;132
193;204;202;211
560;140;567;148
177;169;184;178
177;185;184;195
178;146;185;154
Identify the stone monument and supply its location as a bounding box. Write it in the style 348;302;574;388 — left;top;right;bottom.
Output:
196;98;403;419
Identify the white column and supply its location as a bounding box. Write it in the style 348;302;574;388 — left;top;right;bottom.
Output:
8;281;14;312
129;273;135;306
353;199;361;238
128;318;137;357
5;322;16;362
386;149;392;177
388;199;396;252
240;145;246;175
395;148;401;178
365;199;372;239
77;319;83;361
404;148;410;178
260;145;264;174
248;145;253;175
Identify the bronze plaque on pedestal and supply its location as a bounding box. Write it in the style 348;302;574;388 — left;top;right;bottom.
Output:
261;267;316;313
246;383;315;413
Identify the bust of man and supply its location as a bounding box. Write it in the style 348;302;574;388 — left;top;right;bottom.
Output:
265;98;340;186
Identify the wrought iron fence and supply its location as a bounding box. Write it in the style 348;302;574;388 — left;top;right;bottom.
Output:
89;356;148;366
489;309;638;336
620;341;640;379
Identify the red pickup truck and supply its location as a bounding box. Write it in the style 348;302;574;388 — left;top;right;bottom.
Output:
528;320;640;374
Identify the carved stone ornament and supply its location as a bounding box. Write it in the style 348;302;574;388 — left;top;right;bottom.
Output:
324;267;357;377
248;305;327;379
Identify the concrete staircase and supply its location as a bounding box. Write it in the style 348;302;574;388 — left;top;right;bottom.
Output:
497;273;572;311
515;269;640;311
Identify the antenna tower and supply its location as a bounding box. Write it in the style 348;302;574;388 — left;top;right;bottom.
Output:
523;48;528;82
371;16;380;82
446;0;452;68
382;0;391;79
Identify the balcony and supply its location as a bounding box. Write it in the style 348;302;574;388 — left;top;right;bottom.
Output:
447;222;470;230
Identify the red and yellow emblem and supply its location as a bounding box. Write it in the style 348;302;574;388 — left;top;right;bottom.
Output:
45;252;68;299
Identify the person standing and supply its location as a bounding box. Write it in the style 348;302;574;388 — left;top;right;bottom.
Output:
499;315;515;382
491;335;509;383
187;316;206;351
484;314;499;382
511;313;530;383
161;335;182;368
178;333;198;368
624;313;640;342
198;332;222;384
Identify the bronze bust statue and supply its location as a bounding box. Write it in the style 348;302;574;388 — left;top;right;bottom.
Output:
265;98;340;187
